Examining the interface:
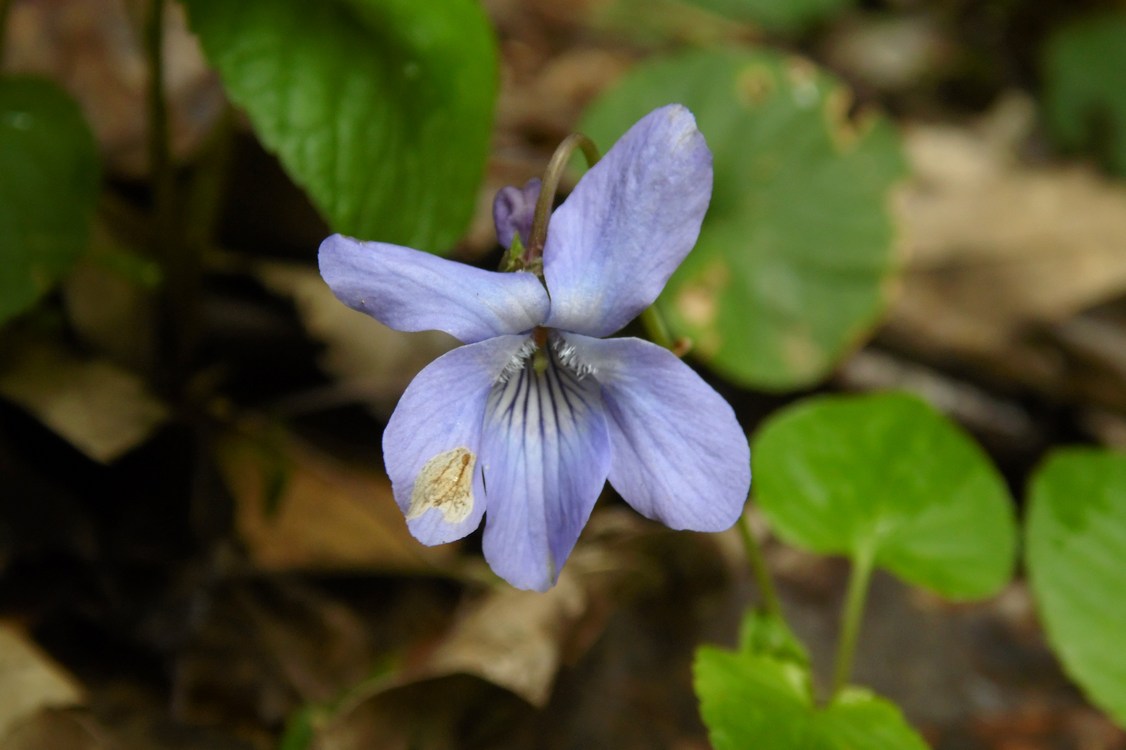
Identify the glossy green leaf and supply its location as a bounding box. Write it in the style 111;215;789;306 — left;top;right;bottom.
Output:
752;392;1016;599
0;77;99;325
695;647;928;750
685;0;853;33
580;49;905;390
1026;448;1126;728
183;0;497;253
1043;12;1126;176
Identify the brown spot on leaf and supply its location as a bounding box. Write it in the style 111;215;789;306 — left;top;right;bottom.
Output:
782;324;822;375
408;448;476;524
823;86;878;154
675;262;729;359
736;64;775;108
676;261;729;329
785;56;821;110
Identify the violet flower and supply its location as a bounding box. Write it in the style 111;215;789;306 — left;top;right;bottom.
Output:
319;105;750;591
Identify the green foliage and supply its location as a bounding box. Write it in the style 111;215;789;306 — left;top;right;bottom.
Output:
1026;448;1126;728
685;0;853;33
739;609;810;667
0;77;99;325
694;645;928;749
752;392;1016;599
183;0;498;254
580;49;906;391
1043;12;1126;176
279;705;317;750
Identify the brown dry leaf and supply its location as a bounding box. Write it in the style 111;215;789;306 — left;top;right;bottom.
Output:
308;511;734;749
310;677;529;750
256;263;455;417
0;623;84;739
501;47;634;142
821;13;951;92
1;709;107;750
215;427;453;573
311;512;657;741
412;510;651;706
3;0;225;176
0;339;168;463
171;577;376;731
890;93;1126;370
420;566;588;708
62;226;160;373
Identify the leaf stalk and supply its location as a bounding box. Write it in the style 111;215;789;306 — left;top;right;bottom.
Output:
831;545;875;697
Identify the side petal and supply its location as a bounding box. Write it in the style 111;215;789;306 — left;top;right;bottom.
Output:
320;234;549;344
567;334;750;531
383;335;531;544
543;105;712;337
480;344;611;591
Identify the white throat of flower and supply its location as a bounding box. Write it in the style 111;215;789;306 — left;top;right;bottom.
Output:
498;333;596;385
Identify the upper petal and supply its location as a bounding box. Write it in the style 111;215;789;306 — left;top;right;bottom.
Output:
383;335;531;544
567;334;750;531
319;234;549;343
543;105;713;337
480;340;611;591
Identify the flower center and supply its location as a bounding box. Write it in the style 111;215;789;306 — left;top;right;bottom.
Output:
497;331;595;386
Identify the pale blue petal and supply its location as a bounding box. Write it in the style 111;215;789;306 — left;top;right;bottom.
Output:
567;334;749;530
480;341;611;591
319;234;549;344
383;335;531;545
493;178;541;250
543;105;712;337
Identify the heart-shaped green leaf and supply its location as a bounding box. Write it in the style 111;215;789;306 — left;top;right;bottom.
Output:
183;0;497;253
1026;448;1126;728
0;77;99;325
683;0;854;33
580;49;905;390
752;392;1017;600
1043;12;1126;177
695;646;928;750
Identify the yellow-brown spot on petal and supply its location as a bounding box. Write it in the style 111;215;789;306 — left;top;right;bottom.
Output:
408;448;476;524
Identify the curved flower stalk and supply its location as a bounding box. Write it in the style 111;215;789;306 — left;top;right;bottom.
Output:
319;105;750;591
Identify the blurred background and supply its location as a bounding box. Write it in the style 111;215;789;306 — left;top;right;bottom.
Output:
1;0;1125;747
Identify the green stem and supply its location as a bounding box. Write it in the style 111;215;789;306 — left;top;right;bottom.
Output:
146;0;198;394
0;0;12;64
831;546;875;697
640;306;674;350
147;0;172;220
737;512;783;620
526;133;600;263
182;106;234;266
